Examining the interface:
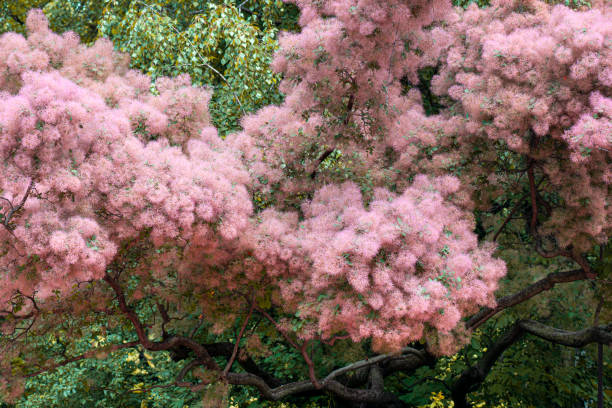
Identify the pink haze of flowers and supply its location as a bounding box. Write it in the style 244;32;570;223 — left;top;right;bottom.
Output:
0;4;506;356
417;0;612;252
3;0;608;363
229;0;506;352
0;13;251;304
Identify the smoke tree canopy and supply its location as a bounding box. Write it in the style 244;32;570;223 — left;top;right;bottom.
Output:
1;0;298;135
0;0;610;407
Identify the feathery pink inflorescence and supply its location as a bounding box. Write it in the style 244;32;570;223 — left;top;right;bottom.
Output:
0;11;251;305
244;177;504;351
403;0;611;252
228;0;507;353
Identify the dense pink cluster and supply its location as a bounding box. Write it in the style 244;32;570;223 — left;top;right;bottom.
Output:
0;11;251;302
420;0;611;251
246;176;504;351
2;1;610;395
229;0;506;352
232;0;454;201
0;3;517;357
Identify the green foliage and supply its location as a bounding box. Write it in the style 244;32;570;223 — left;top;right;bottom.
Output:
0;0;300;134
98;0;295;134
0;1;46;34
0;0;104;42
20;343;198;408
452;0;594;8
452;0;491;8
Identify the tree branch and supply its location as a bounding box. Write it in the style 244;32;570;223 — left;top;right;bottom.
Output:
493;194;526;242
222;296;254;378
1;179;34;231
205;342;283;387
103;274;219;370
225;372;405;406
520;320;612;347
6;11;24;26
254;306;298;349
527;163;538;236
467;268;588;330
451;320;612;408
310;148;335;179
323;347;425;385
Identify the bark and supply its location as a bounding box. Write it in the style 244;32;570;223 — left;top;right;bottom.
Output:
101;272;609;407
467;268;589;329
451;320;612;408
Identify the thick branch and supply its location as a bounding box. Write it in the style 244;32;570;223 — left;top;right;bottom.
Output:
451;320;612;408
156;301;170;337
324;347;427;385
103;274;219;370
521;320;612;347
367;365;384;392
467;268;588;329
310;148;335;179
226;373;404;406
205;342;283;387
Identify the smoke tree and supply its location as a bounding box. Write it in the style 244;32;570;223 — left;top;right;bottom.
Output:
0;1;610;407
425;0;611;255
229;0;510;355
0;0;298;135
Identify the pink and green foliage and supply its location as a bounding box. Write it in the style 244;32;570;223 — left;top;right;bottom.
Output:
0;0;610;403
0;11;251;339
0;2;505;370
420;0;612;252
230;0;506;352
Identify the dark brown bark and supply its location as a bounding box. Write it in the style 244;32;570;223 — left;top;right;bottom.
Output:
467;268;589;329
451;320;612;407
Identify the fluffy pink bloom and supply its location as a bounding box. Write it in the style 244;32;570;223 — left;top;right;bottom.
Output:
0;12;252;313
421;0;611;255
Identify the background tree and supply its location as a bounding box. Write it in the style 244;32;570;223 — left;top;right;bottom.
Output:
0;0;300;134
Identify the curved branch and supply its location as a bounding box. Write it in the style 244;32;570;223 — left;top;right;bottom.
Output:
451;320;612;408
177;360;200;382
103;274;219;370
205;341;283;387
467;268;588;329
323;347;426;385
226;372;405;406
521;320;612;347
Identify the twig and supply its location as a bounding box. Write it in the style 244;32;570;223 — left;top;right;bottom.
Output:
222;295;255;377
135;1;245;113
1;179;34;230
493;195;526;242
